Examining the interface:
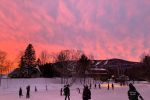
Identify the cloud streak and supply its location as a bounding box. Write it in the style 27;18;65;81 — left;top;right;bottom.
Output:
0;0;150;63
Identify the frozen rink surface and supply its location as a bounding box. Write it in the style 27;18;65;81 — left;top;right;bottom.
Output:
0;78;149;100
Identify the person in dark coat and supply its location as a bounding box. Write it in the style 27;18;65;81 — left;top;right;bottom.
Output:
94;84;96;89
19;87;23;98
82;86;91;100
26;85;30;98
35;86;37;92
77;88;80;94
107;83;110;90
60;88;63;96
112;83;114;90
99;83;101;89
63;85;70;100
128;83;144;100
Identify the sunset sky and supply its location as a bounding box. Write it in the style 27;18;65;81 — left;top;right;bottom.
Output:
0;0;150;65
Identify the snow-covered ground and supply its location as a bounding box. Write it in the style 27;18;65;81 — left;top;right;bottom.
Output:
0;78;150;100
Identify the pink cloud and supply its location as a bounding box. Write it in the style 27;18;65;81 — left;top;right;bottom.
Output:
0;0;149;68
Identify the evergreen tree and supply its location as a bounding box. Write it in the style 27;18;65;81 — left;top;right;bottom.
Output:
24;44;36;67
20;44;36;68
19;56;26;68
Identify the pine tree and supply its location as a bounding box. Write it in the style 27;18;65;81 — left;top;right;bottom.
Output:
24;44;36;67
20;44;36;68
19;56;26;68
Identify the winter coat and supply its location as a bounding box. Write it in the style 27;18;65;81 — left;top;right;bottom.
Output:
128;83;144;100
64;87;70;96
19;88;23;96
83;87;91;100
128;90;140;100
26;86;30;96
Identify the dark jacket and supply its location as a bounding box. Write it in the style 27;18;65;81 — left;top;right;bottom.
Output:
128;90;140;100
128;83;144;100
19;88;23;96
64;86;70;96
26;86;30;95
83;86;91;100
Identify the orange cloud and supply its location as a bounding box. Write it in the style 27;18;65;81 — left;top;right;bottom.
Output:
0;0;150;69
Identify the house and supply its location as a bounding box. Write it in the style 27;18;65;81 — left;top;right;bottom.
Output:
88;68;109;81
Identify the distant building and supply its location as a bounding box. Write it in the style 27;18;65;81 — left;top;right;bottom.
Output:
87;68;109;81
8;65;41;78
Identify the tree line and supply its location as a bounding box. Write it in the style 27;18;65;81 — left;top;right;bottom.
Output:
1;44;150;82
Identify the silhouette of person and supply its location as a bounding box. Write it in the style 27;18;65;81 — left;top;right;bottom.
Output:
82;86;91;100
99;83;101;89
112;83;114;90
128;83;144;100
94;84;96;89
26;85;30;98
35;86;37;92
19;87;23;98
63;85;70;100
107;83;110;90
77;88;80;94
60;88;63;96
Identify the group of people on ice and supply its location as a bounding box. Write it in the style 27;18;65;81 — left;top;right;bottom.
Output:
61;84;91;100
60;83;144;100
19;85;39;99
19;85;30;98
18;83;144;100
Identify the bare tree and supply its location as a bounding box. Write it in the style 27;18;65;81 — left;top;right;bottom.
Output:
55;50;69;62
53;50;84;84
78;54;91;84
40;50;50;64
54;50;70;84
0;50;6;65
0;50;13;85
0;50;6;86
15;51;24;64
54;50;83;62
0;51;10;73
49;52;59;63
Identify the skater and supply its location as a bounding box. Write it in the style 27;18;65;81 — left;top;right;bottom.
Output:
82;86;91;100
99;83;101;89
60;88;63;96
26;85;30;98
107;83;110;90
77;88;80;94
35;86;37;92
63;85;70;100
128;83;144;100
19;87;23;98
94;84;96;89
112;83;114;90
